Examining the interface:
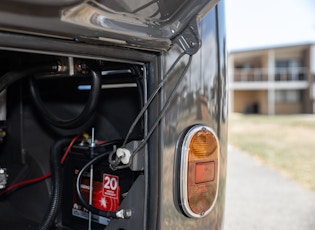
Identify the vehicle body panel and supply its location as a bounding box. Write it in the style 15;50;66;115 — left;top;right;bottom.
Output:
0;0;227;229
159;3;227;228
0;0;219;51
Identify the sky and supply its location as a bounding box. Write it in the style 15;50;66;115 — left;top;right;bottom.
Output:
225;0;315;52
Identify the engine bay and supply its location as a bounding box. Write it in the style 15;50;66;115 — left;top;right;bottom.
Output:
0;50;146;229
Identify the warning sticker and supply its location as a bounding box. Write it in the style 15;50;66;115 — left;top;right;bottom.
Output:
103;174;119;199
73;171;120;215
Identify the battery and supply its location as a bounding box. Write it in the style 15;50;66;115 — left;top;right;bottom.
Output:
61;146;137;230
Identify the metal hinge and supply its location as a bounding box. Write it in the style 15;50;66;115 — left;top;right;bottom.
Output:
173;19;201;55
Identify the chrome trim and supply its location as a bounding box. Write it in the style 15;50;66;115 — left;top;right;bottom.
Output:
179;125;220;218
101;83;137;89
101;69;132;75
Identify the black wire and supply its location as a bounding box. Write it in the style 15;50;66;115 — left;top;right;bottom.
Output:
113;55;192;170
131;65;145;133
122;52;185;147
108;149;120;168
150;8;160;18
134;55;192;153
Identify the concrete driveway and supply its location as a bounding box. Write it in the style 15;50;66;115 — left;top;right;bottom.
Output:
224;145;315;230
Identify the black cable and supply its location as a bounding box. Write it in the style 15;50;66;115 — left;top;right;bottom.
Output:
134;55;192;154
29;67;101;129
0;65;57;93
113;55;192;170
39;138;72;230
75;149;118;218
130;65;144;130
122;52;186;147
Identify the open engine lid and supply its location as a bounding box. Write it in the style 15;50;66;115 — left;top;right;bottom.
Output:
0;0;219;52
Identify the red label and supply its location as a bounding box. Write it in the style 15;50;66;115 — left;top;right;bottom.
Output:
76;173;120;212
92;183;120;212
103;174;119;199
89;173;120;212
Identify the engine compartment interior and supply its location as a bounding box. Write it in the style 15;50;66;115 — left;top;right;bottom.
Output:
0;50;146;229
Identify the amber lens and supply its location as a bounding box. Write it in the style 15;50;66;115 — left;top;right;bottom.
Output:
189;130;216;161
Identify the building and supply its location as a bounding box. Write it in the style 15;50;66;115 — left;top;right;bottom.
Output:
228;43;315;115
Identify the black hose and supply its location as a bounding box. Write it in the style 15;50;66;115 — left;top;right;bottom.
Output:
39;138;71;230
0;65;56;93
29;68;101;129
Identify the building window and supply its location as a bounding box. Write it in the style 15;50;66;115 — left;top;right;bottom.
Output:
275;59;302;68
275;59;305;81
275;90;301;103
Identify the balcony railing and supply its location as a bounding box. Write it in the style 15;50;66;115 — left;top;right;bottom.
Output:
233;67;308;82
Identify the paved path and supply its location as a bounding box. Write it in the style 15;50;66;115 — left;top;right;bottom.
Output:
224;145;315;230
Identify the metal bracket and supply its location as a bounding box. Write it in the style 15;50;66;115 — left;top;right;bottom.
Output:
0;168;8;189
173;19;201;55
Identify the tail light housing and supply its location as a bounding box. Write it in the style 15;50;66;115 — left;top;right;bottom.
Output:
175;125;219;218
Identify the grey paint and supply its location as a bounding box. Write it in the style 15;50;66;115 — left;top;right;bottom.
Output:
0;0;219;52
159;2;227;229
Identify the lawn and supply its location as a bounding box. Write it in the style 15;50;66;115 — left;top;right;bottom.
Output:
228;113;315;191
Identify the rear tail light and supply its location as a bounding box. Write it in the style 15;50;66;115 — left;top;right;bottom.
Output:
175;125;219;218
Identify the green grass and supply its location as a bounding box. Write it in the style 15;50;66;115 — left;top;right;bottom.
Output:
228;114;315;191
